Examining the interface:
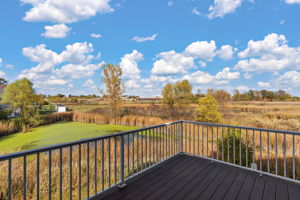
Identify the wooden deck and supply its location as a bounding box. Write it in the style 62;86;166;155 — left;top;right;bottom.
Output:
94;154;300;200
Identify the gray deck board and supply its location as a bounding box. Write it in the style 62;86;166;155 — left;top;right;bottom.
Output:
94;154;300;200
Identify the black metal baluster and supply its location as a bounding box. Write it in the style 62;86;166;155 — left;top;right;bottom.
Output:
101;140;104;191
127;134;130;175
94;141;97;195
108;138;111;187
246;129;248;168
239;129;242;166
141;130;144;169
23;156;26;200
222;126;224;161
137;132;139;172
8;159;12;200
36;153;39;200
207;126;209;157
132;133;135;175
59;148;62;200
87;142;90;197
227;128;230;162
233;128;235;164
49;150;52;200
114;137;117;184
216;127;219;160
69;147;72;200
79;144;81;199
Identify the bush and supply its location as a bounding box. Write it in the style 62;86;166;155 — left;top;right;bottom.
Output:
217;128;253;166
195;95;223;123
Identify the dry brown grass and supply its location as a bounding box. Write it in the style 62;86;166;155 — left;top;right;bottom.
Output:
72;112;169;127
0;120;22;136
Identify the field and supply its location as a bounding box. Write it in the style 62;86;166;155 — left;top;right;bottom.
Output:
67;101;300;132
224;101;300;131
0;122;138;154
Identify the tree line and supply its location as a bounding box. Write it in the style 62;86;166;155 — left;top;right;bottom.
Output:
232;89;292;101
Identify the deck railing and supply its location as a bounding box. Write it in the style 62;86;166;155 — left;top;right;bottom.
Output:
0;120;300;199
181;120;300;184
0;122;180;200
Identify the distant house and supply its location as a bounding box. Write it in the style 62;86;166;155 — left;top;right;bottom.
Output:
8;107;21;118
55;104;68;112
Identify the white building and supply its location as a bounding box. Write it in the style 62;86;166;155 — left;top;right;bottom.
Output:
56;104;67;113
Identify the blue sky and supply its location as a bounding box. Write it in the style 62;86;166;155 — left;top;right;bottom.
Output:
1;0;300;97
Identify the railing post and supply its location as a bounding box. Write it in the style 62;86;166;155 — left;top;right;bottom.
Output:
180;121;184;154
119;135;126;188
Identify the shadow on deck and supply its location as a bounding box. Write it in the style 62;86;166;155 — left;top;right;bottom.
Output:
93;154;300;200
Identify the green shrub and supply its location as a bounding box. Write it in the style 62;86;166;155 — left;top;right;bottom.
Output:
217;128;253;167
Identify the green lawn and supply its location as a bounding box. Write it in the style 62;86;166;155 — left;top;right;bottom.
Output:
0;122;138;154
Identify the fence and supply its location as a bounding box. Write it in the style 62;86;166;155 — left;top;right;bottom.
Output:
0;120;300;199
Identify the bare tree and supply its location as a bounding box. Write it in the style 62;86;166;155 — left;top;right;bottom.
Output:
101;64;124;124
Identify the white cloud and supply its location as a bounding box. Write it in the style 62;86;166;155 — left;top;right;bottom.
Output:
131;33;158;43
120;50;143;79
192;7;201;16
151;41;238;76
215;67;240;80
257;81;270;88
22;44;62;73
236;85;249;92
0;58;3;66
22;44;61;64
141;75;172;84
83;79;97;89
47;79;69;85
60;42;94;65
19;42;102;90
184;40;216;61
237;33;287;58
285;0;300;4
91;33;102;38
151;50;195;75
276;71;300;87
21;0;113;23
42;24;71;38
56;63;102;79
208;0;242;19
182;71;215;84
235;33;300;72
126;79;141;89
243;72;252;79
182;67;239;85
217;45;236;60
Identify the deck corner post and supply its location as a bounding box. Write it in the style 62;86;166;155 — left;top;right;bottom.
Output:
180;121;184;154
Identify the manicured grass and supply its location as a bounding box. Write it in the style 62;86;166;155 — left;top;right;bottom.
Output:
0;122;138;154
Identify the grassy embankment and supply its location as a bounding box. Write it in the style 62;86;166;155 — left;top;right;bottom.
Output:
0;122;138;155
